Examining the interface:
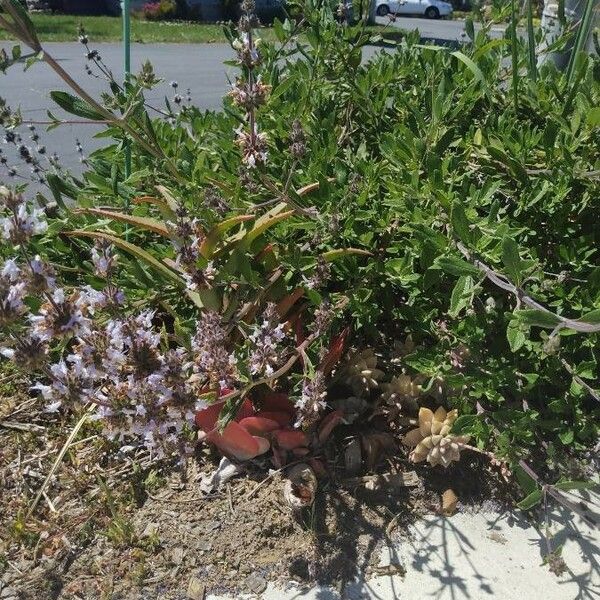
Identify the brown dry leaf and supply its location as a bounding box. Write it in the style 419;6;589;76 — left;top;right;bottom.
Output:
442;488;458;516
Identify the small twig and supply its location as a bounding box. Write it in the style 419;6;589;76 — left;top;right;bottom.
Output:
226;483;235;515
0;420;45;432
42;490;57;513
243;458;310;501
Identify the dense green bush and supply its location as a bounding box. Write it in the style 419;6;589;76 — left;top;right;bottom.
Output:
0;0;598;491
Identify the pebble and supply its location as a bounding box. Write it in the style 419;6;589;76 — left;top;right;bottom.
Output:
245;574;267;595
204;520;221;532
141;522;159;538
0;587;16;599
196;539;212;552
187;576;205;600
171;547;185;565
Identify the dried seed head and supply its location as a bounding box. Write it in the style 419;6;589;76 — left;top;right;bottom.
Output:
235;125;268;168
290;120;306;159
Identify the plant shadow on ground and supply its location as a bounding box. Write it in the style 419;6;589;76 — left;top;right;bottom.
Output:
530;492;600;600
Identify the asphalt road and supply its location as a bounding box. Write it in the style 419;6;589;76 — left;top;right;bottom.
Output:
0;42;237;187
0;17;489;188
375;15;506;43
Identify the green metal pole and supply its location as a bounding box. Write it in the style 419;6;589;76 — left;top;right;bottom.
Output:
122;0;131;239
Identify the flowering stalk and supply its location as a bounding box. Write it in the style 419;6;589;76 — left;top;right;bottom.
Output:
231;0;269;169
0;0;183;183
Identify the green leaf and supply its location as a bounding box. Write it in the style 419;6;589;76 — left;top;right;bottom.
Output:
451;414;478;435
80;208;171;238
579;309;600;324
517;489;543;510
200;215;254;259
66;230;184;286
514;465;538;495
554;480;599;492
507;322;526;352
242;208;294;247
501;237;523;284
50;91;107;121
587;107;600;127
558;429;574;445
4;0;40;48
449;275;474;318
465;17;475;40
451;200;472;244
514;309;562;329
436;256;480;277
450;51;486;86
322;248;372;261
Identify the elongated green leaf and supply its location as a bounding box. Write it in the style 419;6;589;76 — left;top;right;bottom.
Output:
132;195;176;221
451;200;472;244
321;248;373;261
554;480;599;492
80;208;171;237
526;0;537;82
66;230;183;286
517;489;543;510
514;465;538;495
436;256;480;277
501;237;522;284
50;91;106;121
2;0;40;48
566;0;596;84
243;210;294;246
579;309;600;324
449;275;474;318
514;310;562;329
450;51;485;86
200;215;254;259
509;0;519;111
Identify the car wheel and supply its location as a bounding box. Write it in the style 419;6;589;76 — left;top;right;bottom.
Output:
425;6;440;18
376;5;390;16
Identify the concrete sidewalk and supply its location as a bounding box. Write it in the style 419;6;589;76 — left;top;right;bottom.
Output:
208;494;599;600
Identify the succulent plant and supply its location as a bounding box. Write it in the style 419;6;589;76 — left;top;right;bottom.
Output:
380;374;422;413
402;407;470;467
339;348;385;397
196;392;308;462
390;335;417;364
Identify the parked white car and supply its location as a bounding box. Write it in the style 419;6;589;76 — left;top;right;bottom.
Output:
376;0;453;19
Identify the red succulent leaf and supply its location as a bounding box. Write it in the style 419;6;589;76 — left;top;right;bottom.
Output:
317;410;344;444
238;416;280;436
274;429;309;450
236;398;255;421
260;393;296;416
207;422;270;461
319;327;350;375
195;400;224;432
252;410;292;427
275;287;305;319
196;397;255;433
